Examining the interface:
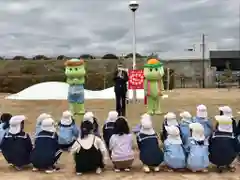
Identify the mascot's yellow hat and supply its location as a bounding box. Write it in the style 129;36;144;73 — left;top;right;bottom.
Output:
64;58;84;66
144;58;163;68
147;58;160;64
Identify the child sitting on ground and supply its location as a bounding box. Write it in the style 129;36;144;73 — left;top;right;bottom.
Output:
237;120;240;163
218;106;237;135
187;123;209;173
179;111;193;152
102;111;118;151
161;112;179;142
209;115;239;173
71;120;108;175
35;113;51;136
163;125;186;171
109;116;134;172
58;110;79;151
136;113;163;173
193;104;213;139
31;118;62;173
0;113;12;150
1;115;32;170
83;112;101;137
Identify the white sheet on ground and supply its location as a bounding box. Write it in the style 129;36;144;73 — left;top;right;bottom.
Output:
5;81;152;100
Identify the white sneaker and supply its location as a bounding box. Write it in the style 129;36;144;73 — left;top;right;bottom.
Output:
32;167;38;172
45;169;55;174
154;166;160;172
114;169;120;172
76;172;82;176
124;168;130;172
201;169;208;173
96;168;102;174
13;166;22;171
143;166;150;173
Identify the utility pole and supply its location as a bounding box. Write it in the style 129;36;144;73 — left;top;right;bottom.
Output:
238;4;240;88
202;34;205;88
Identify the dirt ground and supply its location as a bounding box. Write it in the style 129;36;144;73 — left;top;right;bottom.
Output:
0;89;239;180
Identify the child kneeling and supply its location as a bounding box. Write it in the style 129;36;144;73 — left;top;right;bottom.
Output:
209;115;239;173
163;125;186;171
31;118;62;173
71;121;108;175
109;116;134;172
136;114;163;173
58;111;79;151
187;123;209;172
1;115;32;170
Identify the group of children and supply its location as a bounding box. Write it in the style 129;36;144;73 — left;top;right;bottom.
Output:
0;104;239;175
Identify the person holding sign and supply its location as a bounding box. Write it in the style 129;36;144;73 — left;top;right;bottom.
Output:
113;64;128;116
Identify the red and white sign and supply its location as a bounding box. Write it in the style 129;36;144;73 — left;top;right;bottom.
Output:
128;70;144;89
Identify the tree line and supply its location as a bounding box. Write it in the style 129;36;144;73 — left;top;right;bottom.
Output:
0;53;146;60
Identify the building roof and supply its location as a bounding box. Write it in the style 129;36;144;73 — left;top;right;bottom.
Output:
210;50;240;59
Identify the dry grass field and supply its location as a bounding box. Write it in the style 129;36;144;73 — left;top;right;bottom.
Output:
0;89;239;180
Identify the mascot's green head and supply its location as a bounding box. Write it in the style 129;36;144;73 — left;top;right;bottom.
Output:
64;58;86;84
144;58;164;80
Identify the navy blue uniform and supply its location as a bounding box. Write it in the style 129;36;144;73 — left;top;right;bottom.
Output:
1;131;32;167
31;131;62;169
209;131;239;167
102;121;115;151
137;133;163;166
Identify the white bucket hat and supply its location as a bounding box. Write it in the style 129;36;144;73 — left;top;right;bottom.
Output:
165;125;182;144
83;112;94;123
196;104;208;118
180;111;192;119
189;122;205;141
180;111;192;123
106;111;118;123
218;106;233;118
9;115;26;134
41;118;56;132
140;113;155;135
36;113;51;126
60;110;73;125
164;112;178;126
215;115;233;133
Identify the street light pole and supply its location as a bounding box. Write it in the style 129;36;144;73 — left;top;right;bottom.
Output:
129;1;139;103
202;33;205;88
132;11;136;70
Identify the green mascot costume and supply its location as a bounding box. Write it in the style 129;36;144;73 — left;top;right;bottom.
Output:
144;58;164;115
65;58;86;120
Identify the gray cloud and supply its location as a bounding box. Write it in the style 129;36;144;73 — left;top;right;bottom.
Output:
0;0;239;58
92;26;129;42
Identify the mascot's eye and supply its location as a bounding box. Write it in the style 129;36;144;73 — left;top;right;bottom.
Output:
149;68;152;72
69;68;72;71
75;68;78;71
155;68;158;71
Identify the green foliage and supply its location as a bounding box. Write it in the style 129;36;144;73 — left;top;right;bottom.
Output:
20;65;37;75
0;59;175;93
102;54;118;59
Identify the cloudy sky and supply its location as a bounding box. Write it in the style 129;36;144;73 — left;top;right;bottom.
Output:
0;0;239;58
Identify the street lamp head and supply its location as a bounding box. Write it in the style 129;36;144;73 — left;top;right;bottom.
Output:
129;1;139;12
